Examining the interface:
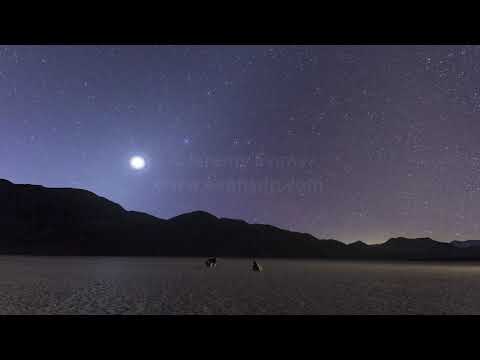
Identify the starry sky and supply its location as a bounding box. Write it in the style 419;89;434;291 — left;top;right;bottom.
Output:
2;45;480;244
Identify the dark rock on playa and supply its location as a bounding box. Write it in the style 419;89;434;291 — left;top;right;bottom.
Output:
252;260;263;272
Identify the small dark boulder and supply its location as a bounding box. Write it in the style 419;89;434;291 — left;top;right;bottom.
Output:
252;260;263;272
205;257;217;268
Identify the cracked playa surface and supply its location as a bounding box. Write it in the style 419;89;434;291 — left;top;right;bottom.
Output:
0;256;480;314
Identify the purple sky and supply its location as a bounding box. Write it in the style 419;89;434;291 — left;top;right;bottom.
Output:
2;45;480;243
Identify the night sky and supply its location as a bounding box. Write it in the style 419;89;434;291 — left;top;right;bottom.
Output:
2;45;480;243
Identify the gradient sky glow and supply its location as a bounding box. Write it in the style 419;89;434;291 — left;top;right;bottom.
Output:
2;45;480;243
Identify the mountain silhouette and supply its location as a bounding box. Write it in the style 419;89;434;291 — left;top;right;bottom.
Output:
451;240;480;248
2;178;480;260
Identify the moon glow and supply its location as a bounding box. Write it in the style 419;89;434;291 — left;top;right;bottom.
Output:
130;156;146;170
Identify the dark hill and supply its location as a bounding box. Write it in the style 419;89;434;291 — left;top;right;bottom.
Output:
2;179;480;260
348;241;368;248
0;179;347;257
451;240;480;248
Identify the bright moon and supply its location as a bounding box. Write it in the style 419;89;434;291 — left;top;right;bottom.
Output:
130;156;146;170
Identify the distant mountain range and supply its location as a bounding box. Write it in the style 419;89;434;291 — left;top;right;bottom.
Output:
2;178;480;260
